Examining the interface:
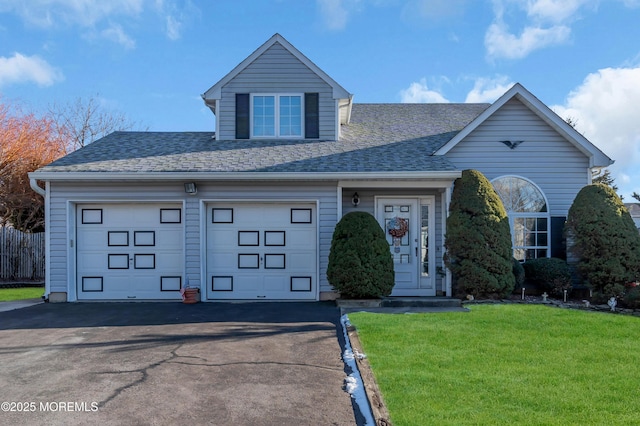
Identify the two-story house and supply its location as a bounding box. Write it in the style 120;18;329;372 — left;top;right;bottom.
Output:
30;34;613;302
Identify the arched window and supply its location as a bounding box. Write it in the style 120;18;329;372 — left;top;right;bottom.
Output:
492;176;550;261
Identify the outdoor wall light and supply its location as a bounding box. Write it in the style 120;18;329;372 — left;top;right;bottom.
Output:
352;192;360;206
184;182;198;195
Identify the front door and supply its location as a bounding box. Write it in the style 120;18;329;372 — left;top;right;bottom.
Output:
376;197;435;296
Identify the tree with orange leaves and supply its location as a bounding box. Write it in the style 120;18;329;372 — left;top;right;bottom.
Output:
0;100;66;231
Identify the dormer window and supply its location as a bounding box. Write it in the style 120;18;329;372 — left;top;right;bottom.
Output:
252;94;302;138
235;93;319;140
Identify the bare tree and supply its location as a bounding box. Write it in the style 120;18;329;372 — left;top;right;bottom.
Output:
49;94;144;153
0;95;143;231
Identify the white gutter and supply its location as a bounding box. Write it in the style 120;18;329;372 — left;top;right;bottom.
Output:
29;177;46;197
28;170;463;182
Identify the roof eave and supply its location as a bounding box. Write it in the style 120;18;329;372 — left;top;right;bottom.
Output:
28;170;462;182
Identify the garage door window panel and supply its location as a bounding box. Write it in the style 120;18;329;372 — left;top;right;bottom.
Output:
108;254;129;269
160;208;181;224
212;276;233;291
82;277;104;292
265;254;286;269
291;277;312;292
265;231;286;246
134;231;155;246
161;276;181;291
291;208;312;224
238;254;260;269
238;231;259;246
134;254;156;269
212;208;233;223
108;231;129;246
82;209;103;224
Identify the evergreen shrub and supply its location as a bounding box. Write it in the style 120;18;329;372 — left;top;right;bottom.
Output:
566;184;640;301
444;170;514;298
522;257;572;297
327;211;394;299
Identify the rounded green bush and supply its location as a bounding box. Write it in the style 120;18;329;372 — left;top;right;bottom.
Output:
522;257;572;297
566;184;640;299
327;211;395;299
444;170;514;298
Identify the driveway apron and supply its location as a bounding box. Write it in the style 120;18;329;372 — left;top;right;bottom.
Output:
0;302;357;426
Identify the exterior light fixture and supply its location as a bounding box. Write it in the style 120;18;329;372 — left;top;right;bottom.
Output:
184;182;197;195
352;192;360;206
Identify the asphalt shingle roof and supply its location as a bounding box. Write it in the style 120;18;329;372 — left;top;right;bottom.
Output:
36;103;490;175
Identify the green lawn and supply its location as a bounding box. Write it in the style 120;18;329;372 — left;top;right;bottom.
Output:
348;304;640;425
0;287;44;302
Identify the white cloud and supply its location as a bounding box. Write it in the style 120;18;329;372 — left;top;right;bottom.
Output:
101;23;136;49
552;67;640;199
155;0;199;40
400;78;449;103
485;20;571;60
484;0;599;60
526;0;594;23
165;15;181;40
317;0;361;31
0;0;144;28
0;53;64;88
465;77;514;103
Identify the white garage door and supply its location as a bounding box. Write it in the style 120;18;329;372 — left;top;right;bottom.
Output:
206;203;317;300
76;203;184;300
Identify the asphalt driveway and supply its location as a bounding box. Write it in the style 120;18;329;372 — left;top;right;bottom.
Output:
0;302;358;426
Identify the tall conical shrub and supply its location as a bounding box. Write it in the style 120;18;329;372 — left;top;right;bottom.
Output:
566;183;640;300
327;211;394;299
444;170;514;298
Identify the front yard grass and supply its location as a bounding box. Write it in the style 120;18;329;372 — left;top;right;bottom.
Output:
0;287;43;302
348;304;640;425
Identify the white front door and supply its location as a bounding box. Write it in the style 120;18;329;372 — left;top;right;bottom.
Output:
376;197;435;296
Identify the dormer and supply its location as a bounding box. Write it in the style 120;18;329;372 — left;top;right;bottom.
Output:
202;34;352;141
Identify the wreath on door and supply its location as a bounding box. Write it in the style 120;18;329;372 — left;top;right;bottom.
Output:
388;217;408;238
388;217;408;253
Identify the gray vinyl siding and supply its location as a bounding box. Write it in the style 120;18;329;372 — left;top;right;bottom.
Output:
47;181;339;297
217;42;337;140
446;98;590;215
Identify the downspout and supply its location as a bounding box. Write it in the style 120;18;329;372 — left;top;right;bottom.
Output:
29;177;48;302
30;178;46;197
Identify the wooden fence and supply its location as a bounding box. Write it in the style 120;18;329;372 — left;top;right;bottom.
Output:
0;227;45;281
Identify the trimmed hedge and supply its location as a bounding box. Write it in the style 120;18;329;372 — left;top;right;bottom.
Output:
327;211;394;299
444;170;514;298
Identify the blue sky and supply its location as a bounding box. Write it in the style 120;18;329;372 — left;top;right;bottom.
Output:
1;0;640;199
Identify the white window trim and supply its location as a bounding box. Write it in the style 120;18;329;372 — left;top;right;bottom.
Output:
491;175;551;260
250;93;304;139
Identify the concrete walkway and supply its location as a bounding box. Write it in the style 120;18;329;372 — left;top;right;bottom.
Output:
0;298;43;312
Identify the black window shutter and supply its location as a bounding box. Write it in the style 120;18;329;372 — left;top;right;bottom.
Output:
236;93;250;139
550;216;567;260
305;93;319;139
